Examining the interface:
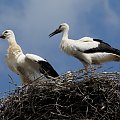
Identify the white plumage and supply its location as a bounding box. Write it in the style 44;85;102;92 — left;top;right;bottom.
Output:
49;23;120;72
0;30;59;84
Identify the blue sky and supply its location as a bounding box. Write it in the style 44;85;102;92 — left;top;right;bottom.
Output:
0;0;120;97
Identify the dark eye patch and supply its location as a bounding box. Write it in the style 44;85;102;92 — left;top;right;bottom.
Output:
4;31;8;33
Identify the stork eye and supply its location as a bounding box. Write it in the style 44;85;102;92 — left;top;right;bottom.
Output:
4;31;8;34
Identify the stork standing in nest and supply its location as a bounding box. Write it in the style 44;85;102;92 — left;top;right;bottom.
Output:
0;30;59;84
49;23;120;72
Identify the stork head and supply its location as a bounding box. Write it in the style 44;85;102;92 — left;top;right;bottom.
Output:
49;23;69;37
0;30;15;40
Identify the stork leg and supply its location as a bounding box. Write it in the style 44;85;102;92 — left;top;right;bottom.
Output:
84;65;88;73
90;65;95;74
84;65;89;80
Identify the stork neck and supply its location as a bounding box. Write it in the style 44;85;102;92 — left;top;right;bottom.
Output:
62;29;69;40
8;37;17;46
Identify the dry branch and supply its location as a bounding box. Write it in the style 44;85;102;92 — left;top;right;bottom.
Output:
0;70;120;120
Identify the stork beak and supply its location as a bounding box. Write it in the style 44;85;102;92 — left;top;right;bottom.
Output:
49;28;62;38
0;35;5;39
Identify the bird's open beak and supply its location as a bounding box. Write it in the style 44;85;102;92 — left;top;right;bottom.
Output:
0;35;5;39
49;28;62;38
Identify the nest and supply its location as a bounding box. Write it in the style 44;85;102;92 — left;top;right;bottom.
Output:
0;70;120;120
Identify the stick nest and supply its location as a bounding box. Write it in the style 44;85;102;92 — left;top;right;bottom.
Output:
0;70;120;120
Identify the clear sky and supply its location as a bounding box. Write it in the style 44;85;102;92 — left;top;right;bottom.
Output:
0;0;120;97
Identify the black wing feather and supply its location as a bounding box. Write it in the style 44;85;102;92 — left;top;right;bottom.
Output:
93;39;111;47
84;39;120;56
38;61;59;78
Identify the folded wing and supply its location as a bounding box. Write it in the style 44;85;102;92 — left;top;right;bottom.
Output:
25;54;59;78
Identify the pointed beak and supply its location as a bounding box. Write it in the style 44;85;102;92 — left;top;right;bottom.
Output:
49;28;62;38
0;35;5;39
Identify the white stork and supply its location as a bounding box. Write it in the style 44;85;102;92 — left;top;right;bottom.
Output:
0;30;59;84
49;23;120;72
